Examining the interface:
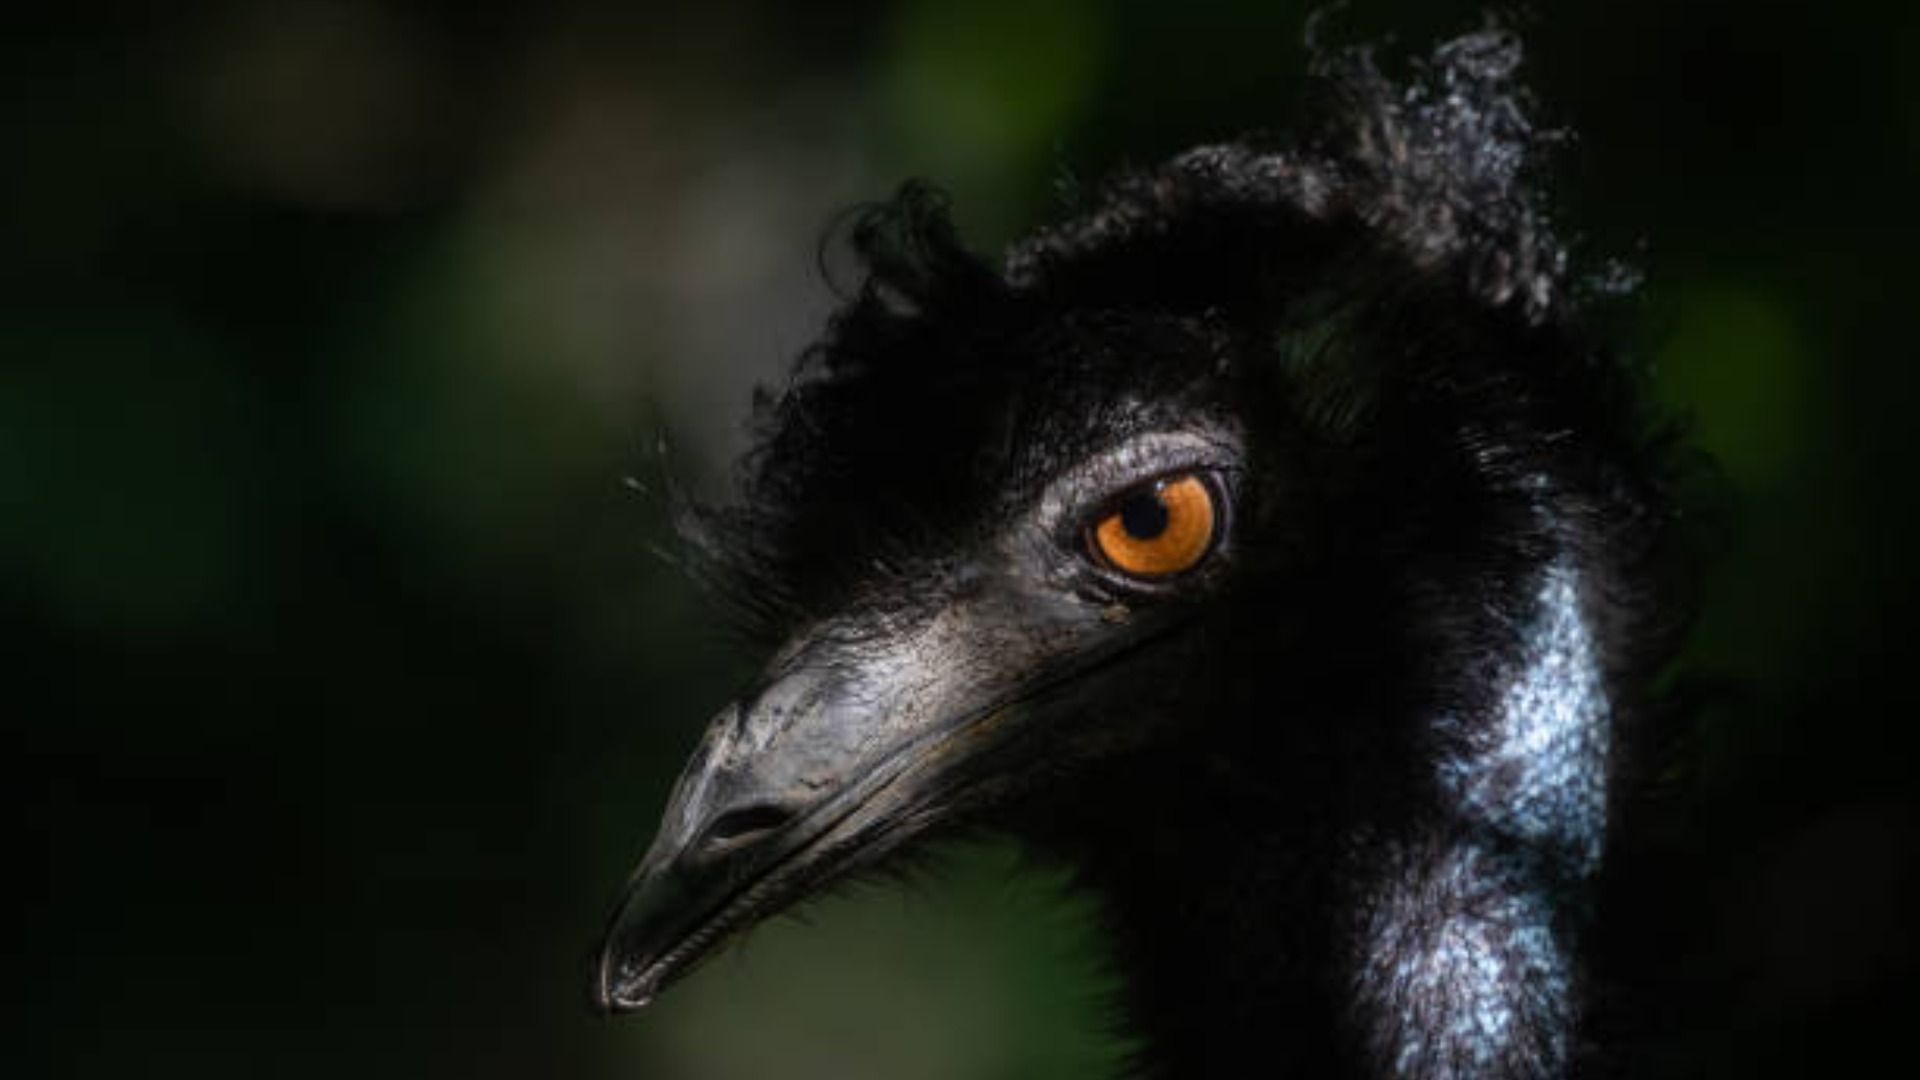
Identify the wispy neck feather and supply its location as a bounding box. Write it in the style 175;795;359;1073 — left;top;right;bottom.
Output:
1353;557;1610;1078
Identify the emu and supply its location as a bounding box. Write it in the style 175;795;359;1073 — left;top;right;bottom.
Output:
594;33;1687;1079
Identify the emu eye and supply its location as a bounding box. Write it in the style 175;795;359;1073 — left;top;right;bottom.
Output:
1087;473;1219;580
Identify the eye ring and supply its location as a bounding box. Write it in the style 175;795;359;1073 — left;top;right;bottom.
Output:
1083;471;1223;582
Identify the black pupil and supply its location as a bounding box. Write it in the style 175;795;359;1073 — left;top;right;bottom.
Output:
1119;489;1170;540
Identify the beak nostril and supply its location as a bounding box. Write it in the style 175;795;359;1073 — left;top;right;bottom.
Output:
702;803;795;847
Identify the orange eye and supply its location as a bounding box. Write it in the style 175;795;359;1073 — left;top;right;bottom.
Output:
1089;474;1218;580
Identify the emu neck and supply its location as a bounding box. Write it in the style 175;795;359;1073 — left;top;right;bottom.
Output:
1019;557;1614;1078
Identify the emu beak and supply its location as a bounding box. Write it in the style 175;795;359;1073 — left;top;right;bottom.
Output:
592;652;1025;1012
591;568;1186;1012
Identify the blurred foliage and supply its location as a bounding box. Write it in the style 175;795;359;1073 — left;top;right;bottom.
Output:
10;1;1916;1077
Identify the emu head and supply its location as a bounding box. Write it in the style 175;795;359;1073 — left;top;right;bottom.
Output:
594;34;1669;1019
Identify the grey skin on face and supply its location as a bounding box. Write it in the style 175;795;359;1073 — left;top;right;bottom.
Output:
595;429;1243;1009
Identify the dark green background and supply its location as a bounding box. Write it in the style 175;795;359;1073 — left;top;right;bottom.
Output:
12;2;1915;1076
